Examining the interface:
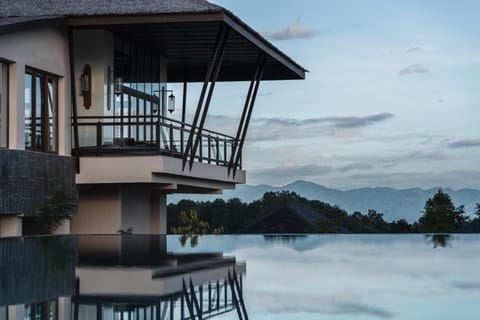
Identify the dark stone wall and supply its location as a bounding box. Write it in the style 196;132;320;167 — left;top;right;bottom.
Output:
0;149;77;216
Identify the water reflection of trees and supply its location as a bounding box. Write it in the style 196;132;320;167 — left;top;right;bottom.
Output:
424;234;453;248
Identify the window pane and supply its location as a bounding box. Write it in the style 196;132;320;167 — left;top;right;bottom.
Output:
24;73;33;149
24;70;58;153
35;75;43;150
0;63;7;148
47;79;57;152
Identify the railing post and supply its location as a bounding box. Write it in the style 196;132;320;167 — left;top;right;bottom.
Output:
199;133;203;162
169;123;174;156
216;137;220;165
180;127;184;155
156;122;161;155
231;141;235;168
224;138;227;166
208;135;212;164
96;121;102;156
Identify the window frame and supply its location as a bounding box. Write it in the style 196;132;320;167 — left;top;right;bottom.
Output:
0;58;9;149
24;67;59;153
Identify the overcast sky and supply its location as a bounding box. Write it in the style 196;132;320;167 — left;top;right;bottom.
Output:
174;0;480;190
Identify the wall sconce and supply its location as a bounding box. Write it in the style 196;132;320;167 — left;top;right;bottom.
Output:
154;88;176;114
114;76;123;95
80;64;91;109
167;91;175;113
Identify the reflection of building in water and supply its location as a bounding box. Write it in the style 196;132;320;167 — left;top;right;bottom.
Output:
0;236;247;320
75;235;247;320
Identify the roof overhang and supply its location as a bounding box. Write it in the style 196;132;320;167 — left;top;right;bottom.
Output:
66;11;306;82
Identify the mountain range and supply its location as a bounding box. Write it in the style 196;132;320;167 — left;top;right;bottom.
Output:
168;180;480;222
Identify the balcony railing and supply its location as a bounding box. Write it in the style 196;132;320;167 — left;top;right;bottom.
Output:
74;114;241;169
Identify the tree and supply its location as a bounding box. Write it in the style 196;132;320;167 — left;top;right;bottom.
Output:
475;203;480;220
417;189;468;233
37;186;77;234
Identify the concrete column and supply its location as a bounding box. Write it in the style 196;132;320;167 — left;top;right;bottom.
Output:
0;216;22;237
57;297;71;320
120;189;150;234
7;305;25;320
8;62;25;149
53;219;71;235
71;189;121;234
150;191;167;234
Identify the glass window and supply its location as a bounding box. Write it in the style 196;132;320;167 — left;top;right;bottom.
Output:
24;69;57;153
0;61;8;148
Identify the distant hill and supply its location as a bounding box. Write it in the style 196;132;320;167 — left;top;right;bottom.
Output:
168;180;480;222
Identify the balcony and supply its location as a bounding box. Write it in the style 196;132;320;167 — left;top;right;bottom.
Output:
76;114;241;170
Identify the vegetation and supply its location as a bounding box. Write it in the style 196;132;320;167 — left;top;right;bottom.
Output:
417;189;468;233
170;209;223;246
168;189;477;234
37;186;77;234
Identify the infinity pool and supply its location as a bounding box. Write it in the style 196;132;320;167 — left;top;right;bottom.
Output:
1;234;479;320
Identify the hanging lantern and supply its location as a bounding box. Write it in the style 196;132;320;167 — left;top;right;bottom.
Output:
168;92;176;113
114;77;123;95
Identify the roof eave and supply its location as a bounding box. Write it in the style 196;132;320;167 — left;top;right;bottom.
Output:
65;11;306;80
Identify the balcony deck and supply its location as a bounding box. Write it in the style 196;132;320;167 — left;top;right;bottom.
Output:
75;114;241;168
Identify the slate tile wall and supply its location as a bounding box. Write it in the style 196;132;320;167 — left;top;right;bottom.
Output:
0;149;77;216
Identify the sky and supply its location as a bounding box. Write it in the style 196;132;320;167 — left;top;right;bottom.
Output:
173;0;480;190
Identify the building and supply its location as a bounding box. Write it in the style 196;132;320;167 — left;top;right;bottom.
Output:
0;0;306;237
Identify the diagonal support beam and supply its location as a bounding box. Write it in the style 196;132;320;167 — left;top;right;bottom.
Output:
182;25;229;170
231;53;265;178
228;54;264;176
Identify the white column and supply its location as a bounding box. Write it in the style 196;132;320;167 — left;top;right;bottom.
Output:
57;297;71;320
53;219;71;235
8;62;25;149
0;216;22;237
150;191;167;234
7;305;25;320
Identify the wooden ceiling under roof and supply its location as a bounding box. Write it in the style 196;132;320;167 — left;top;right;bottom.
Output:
67;13;306;83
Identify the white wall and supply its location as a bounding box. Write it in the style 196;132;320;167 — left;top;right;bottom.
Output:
0;27;71;155
73;29;114;147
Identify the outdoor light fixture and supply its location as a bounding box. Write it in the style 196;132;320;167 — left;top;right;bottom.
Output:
168;92;175;113
80;64;91;109
154;88;176;114
114;76;123;95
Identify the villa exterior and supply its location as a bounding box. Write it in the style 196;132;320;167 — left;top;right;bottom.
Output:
0;0;305;237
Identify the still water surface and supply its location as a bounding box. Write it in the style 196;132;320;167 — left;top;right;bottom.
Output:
1;234;479;320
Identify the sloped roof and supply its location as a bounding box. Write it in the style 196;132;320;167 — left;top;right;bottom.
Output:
0;0;222;21
0;0;306;80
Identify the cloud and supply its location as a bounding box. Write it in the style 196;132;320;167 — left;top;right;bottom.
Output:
206;113;395;142
447;139;480;149
398;64;430;75
251;164;332;181
406;47;422;53
332;302;395;319
262;19;316;40
253;113;394;128
451;281;480;290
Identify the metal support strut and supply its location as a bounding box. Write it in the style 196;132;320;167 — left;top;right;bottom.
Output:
229;53;265;177
182;25;229;171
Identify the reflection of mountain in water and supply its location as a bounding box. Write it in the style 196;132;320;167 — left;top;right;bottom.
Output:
0;235;248;320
